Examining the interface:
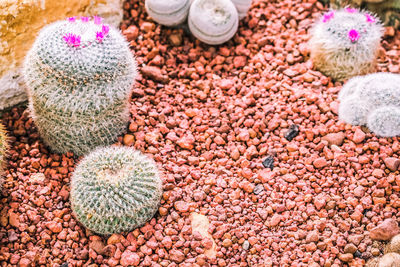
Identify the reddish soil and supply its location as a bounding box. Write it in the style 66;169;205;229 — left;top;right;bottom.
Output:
1;0;400;266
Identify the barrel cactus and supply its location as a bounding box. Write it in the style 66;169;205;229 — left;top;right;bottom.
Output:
309;8;383;81
0;124;8;190
23;16;137;156
70;146;163;235
145;0;191;26
188;0;239;45
231;0;252;19
338;72;400;137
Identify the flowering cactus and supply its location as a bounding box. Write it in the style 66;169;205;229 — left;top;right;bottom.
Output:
309;8;383;81
338;72;400;137
23;16;137;156
188;0;239;45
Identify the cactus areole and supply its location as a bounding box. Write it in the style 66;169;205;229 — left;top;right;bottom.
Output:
23;17;137;156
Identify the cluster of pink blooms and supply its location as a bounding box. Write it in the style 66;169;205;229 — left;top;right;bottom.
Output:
63;33;81;48
63;16;110;47
322;8;377;43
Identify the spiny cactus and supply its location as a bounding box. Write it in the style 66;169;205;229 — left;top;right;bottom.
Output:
145;0;191;26
385;234;400;254
309;8;383;81
70;146;163;235
338;72;400;137
231;0;252;19
188;0;239;45
0;124;8;190
23;16;137;156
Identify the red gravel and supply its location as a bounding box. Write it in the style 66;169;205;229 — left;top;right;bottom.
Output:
1;0;400;266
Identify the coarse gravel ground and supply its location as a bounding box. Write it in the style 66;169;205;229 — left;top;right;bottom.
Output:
1;0;400;266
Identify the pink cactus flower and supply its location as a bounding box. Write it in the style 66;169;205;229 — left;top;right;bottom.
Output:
365;14;376;23
93;15;102;25
102;24;110;35
345;7;357;13
63;33;81;47
348;29;360;43
322;11;334;23
68;17;76;22
81;16;90;22
96;31;105;42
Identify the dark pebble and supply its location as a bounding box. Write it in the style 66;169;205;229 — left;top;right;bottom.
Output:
262;155;274;169
284;124;300;141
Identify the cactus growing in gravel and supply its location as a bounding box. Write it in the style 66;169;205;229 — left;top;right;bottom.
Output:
188;0;239;45
70;146;162;235
338;72;400;137
23;16;137;156
309;8;383;81
0;124;8;190
231;0;252;19
145;0;191;26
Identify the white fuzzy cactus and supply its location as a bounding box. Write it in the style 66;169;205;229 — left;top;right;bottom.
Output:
338;72;400;137
309;8;383;81
188;0;239;45
23;16;137;156
231;0;252;19
145;0;191;26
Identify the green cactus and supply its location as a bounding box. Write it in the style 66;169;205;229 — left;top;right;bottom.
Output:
0;124;8;190
70;146;163;235
309;8;383;81
23;16;137;156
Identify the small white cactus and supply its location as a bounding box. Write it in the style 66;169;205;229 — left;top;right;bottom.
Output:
231;0;252;19
188;0;239;45
145;0;191;26
339;72;400;137
309;8;383;81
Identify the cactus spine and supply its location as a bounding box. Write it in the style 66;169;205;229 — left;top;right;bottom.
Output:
309;8;383;81
23;16;137;156
70;146;162;235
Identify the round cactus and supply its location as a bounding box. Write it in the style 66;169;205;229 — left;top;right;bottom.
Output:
70;146;163;235
338;73;400;137
145;0;191;26
188;0;239;45
385;234;400;254
378;253;400;266
23;16;137;156
231;0;252;19
0;124;8;190
309;8;383;81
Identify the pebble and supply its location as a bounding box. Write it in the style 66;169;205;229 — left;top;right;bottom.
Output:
384;157;400;172
353;129;366;143
169;249;185;263
370;219;400;241
120;251;140;266
313;157;328;169
174;201;189;213
253;184;264;195
322;132;345;146
282;174;298;183
284;124;300;141
262;155;274;169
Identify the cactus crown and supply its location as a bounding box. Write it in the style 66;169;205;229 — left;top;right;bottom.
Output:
316;8;382;48
71;146;163;235
24;16;136;114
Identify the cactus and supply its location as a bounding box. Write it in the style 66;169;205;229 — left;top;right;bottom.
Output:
70;146;163;235
231;0;252;19
309;8;383;81
378;253;400;266
23;16;137;156
145;0;191;26
0;124;8;190
338;72;400;137
188;0;239;45
385;234;400;254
